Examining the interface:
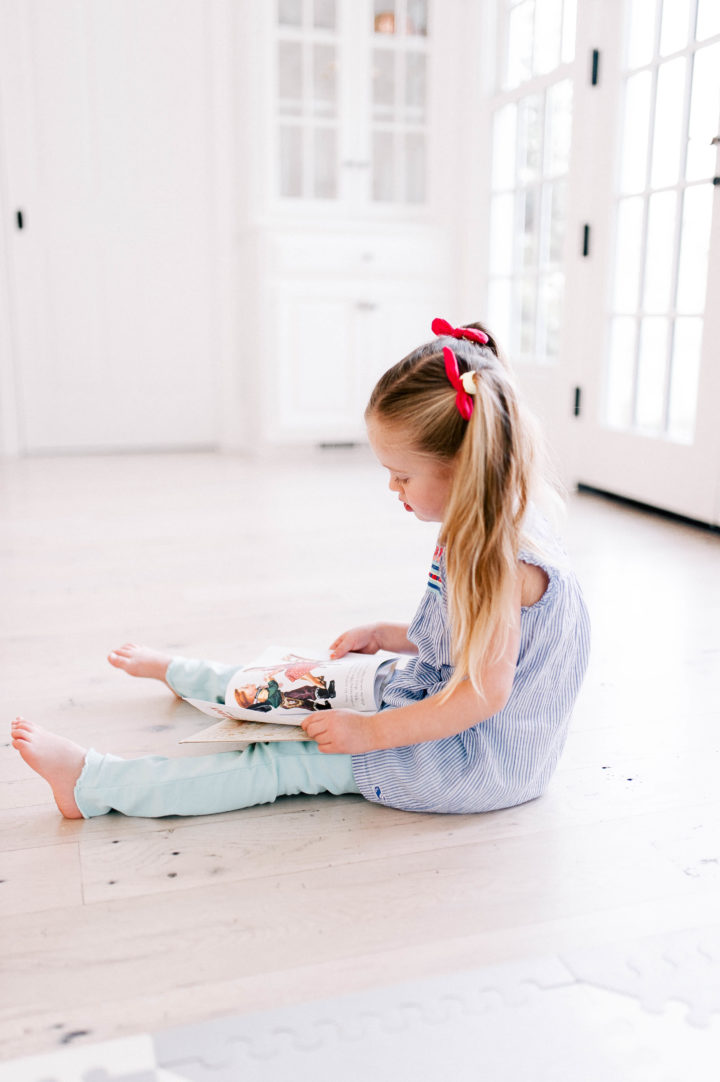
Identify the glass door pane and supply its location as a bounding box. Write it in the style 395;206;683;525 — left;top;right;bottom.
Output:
604;0;720;444
488;77;573;362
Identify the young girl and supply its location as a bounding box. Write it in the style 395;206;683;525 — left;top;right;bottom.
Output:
11;318;590;819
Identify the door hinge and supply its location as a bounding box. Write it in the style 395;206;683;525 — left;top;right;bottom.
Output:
591;49;600;86
573;387;582;417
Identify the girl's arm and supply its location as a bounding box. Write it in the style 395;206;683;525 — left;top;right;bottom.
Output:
330;622;418;658
307;594;522;754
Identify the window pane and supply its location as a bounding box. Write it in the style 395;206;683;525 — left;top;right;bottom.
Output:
635;317;668;430
405;132;425;202
676;184;713;313
660;0;691;55
373;49;395;118
650;56;686;188
696;0;720;40
488;278;513;352
374;2;396;35
517;94;543;183
489;194;515;276
492;104;517;190
279;126;303;196
643;190;677;312
279;0;303;27
619;71;652;193
539;271;563;360
313;45;337;114
626;0;658;68
561;0;577;63
545;79;572;175
612;197;644;312
313;126;337;197
405;52;427;119
605;317;636;428
372;130;395;200
534;0;563;74
407;0;428;35
667;317;702;441
313;0;336;29
686;43;720;182
278;41;304;114
506;1;534;87
521;188;538;269
547;178;567;264
520;276;538;356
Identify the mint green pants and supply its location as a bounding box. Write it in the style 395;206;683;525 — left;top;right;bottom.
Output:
73;657;360;819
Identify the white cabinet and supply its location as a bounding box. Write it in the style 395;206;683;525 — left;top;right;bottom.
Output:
253;227;453;444
243;0;460;446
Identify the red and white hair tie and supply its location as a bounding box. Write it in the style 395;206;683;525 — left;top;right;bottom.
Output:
431;317;489;346
432;317;487;420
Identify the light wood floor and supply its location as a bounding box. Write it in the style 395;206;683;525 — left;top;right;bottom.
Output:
1;449;719;1060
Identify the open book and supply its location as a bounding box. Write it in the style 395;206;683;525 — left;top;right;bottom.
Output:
181;646;399;745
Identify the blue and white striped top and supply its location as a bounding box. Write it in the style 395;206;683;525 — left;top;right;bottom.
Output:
351;529;591;814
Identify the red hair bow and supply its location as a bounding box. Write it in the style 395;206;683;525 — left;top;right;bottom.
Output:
442;346;474;421
431;317;489;346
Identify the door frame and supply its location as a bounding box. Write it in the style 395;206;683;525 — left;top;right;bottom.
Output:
0;81;21;457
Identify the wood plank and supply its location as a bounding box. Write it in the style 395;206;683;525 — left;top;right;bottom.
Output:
0;843;82;916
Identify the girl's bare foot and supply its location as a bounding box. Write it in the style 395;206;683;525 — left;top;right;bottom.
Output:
107;643;177;695
11;718;85;819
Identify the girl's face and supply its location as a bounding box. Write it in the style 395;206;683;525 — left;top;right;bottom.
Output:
367;418;455;523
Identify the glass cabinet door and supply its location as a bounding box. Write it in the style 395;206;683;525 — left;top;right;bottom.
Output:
370;0;429;204
276;0;341;199
272;0;431;208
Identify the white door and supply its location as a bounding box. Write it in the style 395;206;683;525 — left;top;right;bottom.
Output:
571;0;720;524
0;0;220;452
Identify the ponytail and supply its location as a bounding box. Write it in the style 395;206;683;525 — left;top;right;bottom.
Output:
367;321;557;699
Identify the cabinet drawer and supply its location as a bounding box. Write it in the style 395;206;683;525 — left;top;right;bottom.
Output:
269;232;449;278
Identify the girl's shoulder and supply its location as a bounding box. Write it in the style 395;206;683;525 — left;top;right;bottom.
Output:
519;502;570;573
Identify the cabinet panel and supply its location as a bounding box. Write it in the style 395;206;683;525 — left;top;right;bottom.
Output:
269;279;451;443
270;231;450;277
275;292;361;439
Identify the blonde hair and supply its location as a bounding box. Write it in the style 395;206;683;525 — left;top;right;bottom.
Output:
366;321;563;700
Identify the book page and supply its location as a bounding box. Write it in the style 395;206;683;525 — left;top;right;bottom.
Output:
223;647;396;723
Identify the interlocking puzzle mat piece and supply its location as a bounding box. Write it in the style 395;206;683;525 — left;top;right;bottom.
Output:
152;949;720;1082
561;923;720;1027
152;980;720;1082
153;954;574;1076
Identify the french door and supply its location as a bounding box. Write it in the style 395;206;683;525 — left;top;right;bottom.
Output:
485;0;720;525
572;0;720;524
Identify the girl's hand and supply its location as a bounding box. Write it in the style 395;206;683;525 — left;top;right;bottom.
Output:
329;625;383;659
301;709;376;755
